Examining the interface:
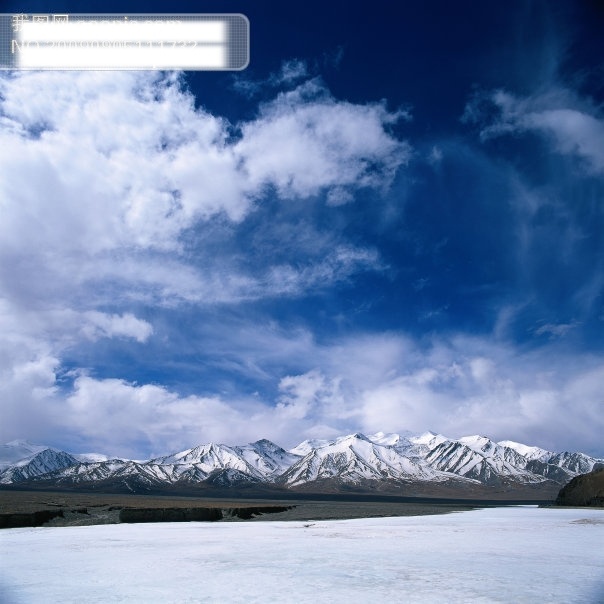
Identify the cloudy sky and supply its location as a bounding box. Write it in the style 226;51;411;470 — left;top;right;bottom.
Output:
1;1;603;459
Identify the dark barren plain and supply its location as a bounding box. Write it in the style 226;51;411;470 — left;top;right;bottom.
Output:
0;486;553;529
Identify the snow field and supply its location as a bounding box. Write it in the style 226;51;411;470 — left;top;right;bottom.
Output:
0;506;603;603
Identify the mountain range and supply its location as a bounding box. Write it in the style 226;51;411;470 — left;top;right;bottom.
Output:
1;432;602;499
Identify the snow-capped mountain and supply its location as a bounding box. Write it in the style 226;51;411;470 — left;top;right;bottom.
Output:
418;435;546;485
279;433;447;487
1;433;602;496
149;439;298;481
0;447;79;484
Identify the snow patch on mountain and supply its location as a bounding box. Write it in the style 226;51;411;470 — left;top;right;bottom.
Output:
497;440;551;461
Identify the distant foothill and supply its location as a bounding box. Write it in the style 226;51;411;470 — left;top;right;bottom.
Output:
555;467;604;507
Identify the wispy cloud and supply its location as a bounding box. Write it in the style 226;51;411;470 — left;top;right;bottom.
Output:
232;59;310;98
463;87;604;174
533;321;579;339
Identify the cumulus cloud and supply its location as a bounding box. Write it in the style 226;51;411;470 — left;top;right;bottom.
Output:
135;319;604;455
0;300;155;450
0;69;407;304
236;80;410;198
0;70;247;257
0;70;407;310
277;370;345;422
80;312;154;343
0;339;62;447
331;335;604;456
4;326;603;457
64;376;263;458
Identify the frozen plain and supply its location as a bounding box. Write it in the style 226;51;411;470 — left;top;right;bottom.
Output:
1;506;603;603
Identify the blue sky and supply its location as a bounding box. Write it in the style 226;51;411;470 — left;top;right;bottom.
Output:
1;1;603;458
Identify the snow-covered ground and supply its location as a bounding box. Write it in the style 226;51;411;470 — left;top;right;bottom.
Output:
1;506;603;603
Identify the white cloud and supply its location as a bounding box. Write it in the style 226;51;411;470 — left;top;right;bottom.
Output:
533;321;578;339
0;342;62;446
326;187;355;206
464;87;604;174
0;298;152;347
0;68;409;454
2;317;604;456
0;70;407;311
232;59;310;98
277;369;345;421
527;108;604;172
271;59;309;86
61;370;350;457
64;376;259;458
236;80;410;198
262;245;383;297
277;370;327;420
427;145;443;165
3;68;601;460
0;71;247;258
80;312;153;343
0;301;155;449
84;243;381;307
138;321;604;455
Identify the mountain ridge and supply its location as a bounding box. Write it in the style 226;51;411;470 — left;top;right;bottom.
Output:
2;433;602;498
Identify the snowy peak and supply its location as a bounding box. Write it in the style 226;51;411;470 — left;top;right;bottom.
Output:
147;439;300;482
0;448;79;484
547;451;602;475
408;431;448;448
149;442;268;480
150;442;229;465
367;431;412;447
0;440;50;471
332;432;373;448
250;438;282;452
235;440;301;477
289;438;330;456
458;435;498;453
423;438;516;484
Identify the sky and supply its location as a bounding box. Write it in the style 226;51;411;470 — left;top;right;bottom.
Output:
1;1;603;459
